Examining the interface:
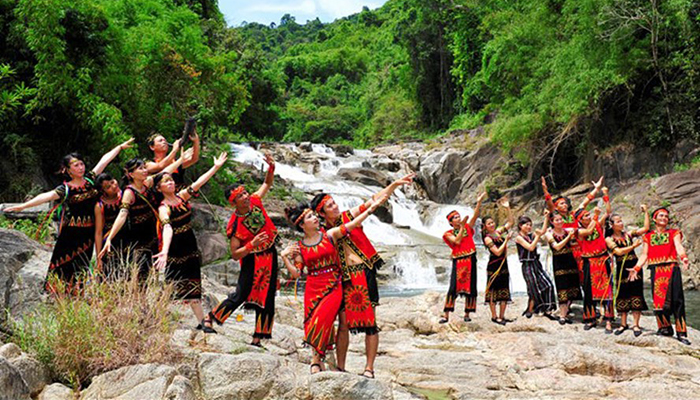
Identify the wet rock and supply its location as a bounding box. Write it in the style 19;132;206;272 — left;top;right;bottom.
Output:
337;168;391;188
329;144;354;157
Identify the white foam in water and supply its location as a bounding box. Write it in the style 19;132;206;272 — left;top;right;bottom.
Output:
395;250;439;288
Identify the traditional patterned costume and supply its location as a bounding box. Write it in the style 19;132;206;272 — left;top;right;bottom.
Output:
443;223;478;313
47;171;99;291
578;220;614;323
211;194;278;339
323;199;381;334
161;196;202;300
548;230;582;303
484;228;511;304
97;192;128;277
608;233;647;313
644;228;687;337
298;233;344;357
121;185;159;279
517;233;556;313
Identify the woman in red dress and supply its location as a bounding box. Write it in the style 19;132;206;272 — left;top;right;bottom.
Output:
281;195;386;375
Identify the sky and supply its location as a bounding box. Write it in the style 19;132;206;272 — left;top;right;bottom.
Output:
219;0;387;27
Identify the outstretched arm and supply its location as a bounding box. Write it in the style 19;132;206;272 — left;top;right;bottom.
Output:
329;195;388;242
93;138;134;175
146;139;181;174
350;173;415;218
600;187;611;225
98;190;134;259
542;177;555;212
633;204;650;236
500;198;515;230
94;203;105;269
468;192;488;227
4;190;60;212
253;153;275;199
153;206;172;270
575;176;603;212
178;152;227;202
182;130;200;169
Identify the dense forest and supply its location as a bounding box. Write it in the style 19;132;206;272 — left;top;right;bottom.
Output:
1;0;699;201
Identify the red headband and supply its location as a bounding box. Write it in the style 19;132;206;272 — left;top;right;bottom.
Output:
555;198;568;207
228;186;245;205
652;208;669;220
315;195;332;213
294;208;312;226
446;211;459;221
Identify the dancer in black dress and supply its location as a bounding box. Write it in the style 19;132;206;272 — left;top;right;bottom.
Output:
94;173;126;278
99;148;192;279
605;205;649;336
153;152;227;327
481;198;514;325
515;211;557;320
6;138;134;292
544;212;582;324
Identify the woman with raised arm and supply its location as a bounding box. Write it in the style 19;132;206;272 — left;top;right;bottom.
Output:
5;139;134;292
281;195;386;375
516;211;557;320
545;211;582;324
605;205;649;337
575;187;614;333
440;192;487;324
542;176;604;283
630;207;691;345
153;152;228;328
146;123;200;190
99;148;192;279
94;173;125;278
481;198;515;325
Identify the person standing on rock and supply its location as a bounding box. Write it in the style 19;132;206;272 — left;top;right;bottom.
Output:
544;211;582;325
605;205;649;337
281;196;386;374
5;139;134;293
310;173;414;377
515;211;557;320
630;207;691;345
439;192;487;324
153;152;228;330
481;198;515;325
575;188;614;333
99;150;191;279
201;154;278;343
542;176;604;284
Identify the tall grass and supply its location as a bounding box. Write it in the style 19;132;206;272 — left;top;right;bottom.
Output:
11;262;181;388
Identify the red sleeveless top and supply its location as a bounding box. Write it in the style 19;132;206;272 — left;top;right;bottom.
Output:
299;234;342;276
443;225;476;258
226;194;278;253
578;221;607;258
644;229;681;266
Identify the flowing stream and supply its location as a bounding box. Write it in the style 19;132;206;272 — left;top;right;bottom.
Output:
230;143;540;296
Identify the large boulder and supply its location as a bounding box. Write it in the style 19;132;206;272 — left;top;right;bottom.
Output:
0;229;49;319
337;168;391;188
80;364;178;400
0;356;30;400
37;383;74;400
9;355;50;397
305;372;393;400
194;231;228;265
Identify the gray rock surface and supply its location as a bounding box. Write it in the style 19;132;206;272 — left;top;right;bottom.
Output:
38;383;74;400
9;355;50;396
80;364;177;400
0;228;49;319
0;356;30;400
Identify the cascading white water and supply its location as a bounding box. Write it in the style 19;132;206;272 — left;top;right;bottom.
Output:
229;142;549;294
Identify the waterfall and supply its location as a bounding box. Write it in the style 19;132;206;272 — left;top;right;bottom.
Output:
229;143;547;294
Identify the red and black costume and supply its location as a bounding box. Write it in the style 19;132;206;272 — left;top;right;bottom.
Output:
484;228;511;303
161;196;202;301
644;228;687;337
323;200;381;335
211;194;278;339
548;231;582;303
97;192;127;276
607;233;647;313
443;224;478;313
121;185;160;279
47;171;99;291
578;220;614;323
298;233;344;357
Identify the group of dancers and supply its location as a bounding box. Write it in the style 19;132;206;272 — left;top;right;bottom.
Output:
440;176;692;345
3;135;694;380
